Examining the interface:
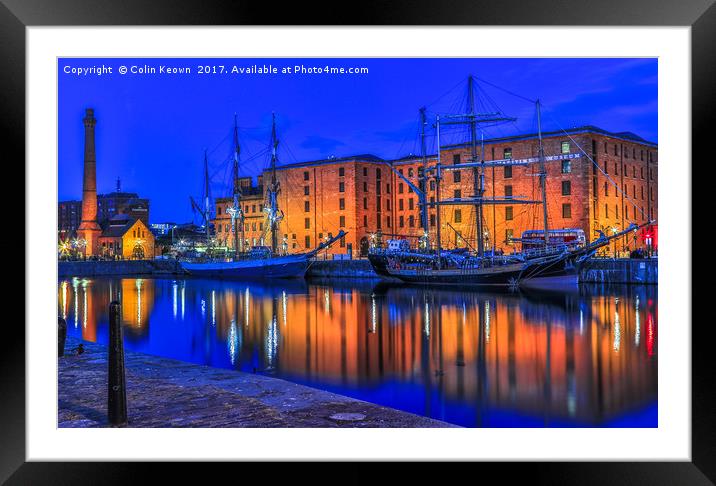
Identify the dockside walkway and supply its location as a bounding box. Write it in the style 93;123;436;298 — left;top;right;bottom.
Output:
58;337;453;428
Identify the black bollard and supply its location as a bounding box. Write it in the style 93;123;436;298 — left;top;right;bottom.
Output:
108;301;128;427
58;317;67;357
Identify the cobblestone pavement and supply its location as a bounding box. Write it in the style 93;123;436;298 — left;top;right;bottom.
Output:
59;337;455;428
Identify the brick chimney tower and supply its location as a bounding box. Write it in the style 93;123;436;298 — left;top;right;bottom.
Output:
77;108;102;256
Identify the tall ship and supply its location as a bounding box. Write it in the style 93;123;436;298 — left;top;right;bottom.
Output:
181;114;345;279
368;76;652;287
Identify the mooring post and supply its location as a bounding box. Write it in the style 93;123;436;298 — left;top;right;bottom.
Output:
58;317;67;357
108;300;128;426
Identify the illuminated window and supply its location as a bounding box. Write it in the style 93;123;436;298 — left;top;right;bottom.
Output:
561;141;570;154
506;229;514;245
561;160;571;173
504;148;512;159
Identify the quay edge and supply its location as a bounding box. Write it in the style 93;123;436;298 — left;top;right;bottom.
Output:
58;257;657;285
58;337;455;429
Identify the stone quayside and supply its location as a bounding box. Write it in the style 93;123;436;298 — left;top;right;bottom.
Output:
58;337;453;428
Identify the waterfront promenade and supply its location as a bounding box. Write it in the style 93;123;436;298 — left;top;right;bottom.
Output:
58;337;453;428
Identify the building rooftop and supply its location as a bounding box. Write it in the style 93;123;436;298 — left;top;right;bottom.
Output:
268;125;656;172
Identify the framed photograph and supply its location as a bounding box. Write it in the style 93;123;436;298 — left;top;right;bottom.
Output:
6;0;711;481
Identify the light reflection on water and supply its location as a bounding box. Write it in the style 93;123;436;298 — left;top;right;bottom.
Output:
58;276;657;427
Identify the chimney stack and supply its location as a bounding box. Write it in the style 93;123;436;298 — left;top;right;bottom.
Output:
77;108;102;256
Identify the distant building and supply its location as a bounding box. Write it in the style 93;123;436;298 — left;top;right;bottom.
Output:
58;200;82;239
98;214;155;259
150;222;177;237
97;188;150;226
59;189;151;237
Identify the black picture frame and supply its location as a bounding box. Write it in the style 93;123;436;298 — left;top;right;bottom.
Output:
5;0;711;482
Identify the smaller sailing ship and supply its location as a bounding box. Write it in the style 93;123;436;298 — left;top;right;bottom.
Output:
181;114;346;279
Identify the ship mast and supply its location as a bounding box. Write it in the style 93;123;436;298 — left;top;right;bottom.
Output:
267;113;281;255
203;149;210;239
229;113;244;258
419;107;429;247
536;99;549;249
435;115;443;268
467;75;486;257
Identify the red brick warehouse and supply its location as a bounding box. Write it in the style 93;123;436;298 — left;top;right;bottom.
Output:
214;125;657;257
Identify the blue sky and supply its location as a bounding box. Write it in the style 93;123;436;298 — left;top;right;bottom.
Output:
58;58;657;223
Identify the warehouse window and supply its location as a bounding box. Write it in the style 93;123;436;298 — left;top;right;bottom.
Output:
505;185;513;198
454;209;462;223
304;201;310;212
338;167;345;177
561;160;571;173
408;199;414;210
430;214;436;227
398;199;403;211
339;182;345;193
363;167;368;176
454;171;461;183
398;183;404;194
399;216;404;228
339;198;345;210
408;215;415;227
504;166;512;179
304;218;310;229
303;171;309;181
339;216;345;227
506;229;514;245
562;180;571;196
305;235;310;248
505;206;513;221
562;203;572;218
304;186;309;196
454;189;461;199
453;154;460;164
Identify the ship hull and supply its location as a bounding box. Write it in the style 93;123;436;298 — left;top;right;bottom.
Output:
384;262;526;287
181;254;310;279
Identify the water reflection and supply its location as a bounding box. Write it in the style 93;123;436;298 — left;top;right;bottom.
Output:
58;277;657;427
